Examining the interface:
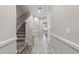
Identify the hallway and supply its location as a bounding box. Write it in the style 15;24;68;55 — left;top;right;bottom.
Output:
31;32;48;54
1;0;79;59
0;5;79;54
16;5;79;54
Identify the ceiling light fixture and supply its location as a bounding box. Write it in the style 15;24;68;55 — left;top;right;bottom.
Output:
37;7;42;13
38;7;42;9
38;10;41;13
35;17;38;21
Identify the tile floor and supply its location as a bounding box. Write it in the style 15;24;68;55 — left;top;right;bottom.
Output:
31;32;48;54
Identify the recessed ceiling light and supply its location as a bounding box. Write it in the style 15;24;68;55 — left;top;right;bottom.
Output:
38;10;41;13
35;17;38;21
37;7;42;13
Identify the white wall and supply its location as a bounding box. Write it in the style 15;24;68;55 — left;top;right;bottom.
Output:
16;5;29;18
0;5;16;54
48;6;79;53
16;5;30;29
25;16;34;46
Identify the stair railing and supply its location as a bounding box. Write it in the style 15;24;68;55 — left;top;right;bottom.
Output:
25;16;34;48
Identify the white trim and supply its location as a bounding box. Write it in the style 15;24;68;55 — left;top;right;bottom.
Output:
0;37;17;48
49;33;79;51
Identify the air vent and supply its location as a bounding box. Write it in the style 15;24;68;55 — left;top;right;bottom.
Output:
38;7;42;9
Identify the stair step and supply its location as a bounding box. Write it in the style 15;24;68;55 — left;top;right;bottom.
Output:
17;33;25;35
17;30;25;32
17;39;25;42
17;38;25;45
17;36;25;38
17;34;25;37
17;44;25;53
17;34;25;36
22;45;32;54
17;38;25;40
18;29;25;31
17;22;26;54
17;28;25;30
17;43;28;54
17;31;25;33
17;27;25;29
17;40;25;44
17;40;25;43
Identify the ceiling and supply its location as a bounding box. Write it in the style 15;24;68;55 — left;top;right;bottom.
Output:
28;5;51;17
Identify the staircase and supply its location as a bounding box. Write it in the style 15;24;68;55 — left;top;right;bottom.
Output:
17;22;32;54
17;22;25;43
17;22;26;53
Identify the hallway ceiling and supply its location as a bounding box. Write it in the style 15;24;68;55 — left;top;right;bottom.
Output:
28;5;50;17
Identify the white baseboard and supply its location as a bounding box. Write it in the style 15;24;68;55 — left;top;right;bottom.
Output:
0;37;17;48
49;33;79;52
